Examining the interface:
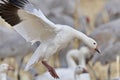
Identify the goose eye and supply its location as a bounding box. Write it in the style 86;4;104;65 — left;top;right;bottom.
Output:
93;43;96;45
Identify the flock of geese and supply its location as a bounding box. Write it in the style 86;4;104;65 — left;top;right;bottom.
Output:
0;0;119;80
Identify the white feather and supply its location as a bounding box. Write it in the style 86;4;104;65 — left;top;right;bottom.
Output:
25;43;46;71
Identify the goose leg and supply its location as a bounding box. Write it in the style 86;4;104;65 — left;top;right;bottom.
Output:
41;61;59;79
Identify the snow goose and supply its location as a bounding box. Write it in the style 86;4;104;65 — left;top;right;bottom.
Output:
0;63;14;80
77;48;91;80
0;0;100;78
67;47;91;80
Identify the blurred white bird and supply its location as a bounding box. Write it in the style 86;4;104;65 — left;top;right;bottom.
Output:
0;0;100;78
67;47;91;80
0;63;14;80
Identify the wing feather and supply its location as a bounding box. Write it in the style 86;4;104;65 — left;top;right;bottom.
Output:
25;45;42;71
0;0;57;43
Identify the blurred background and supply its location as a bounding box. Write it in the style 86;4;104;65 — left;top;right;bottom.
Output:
0;0;120;80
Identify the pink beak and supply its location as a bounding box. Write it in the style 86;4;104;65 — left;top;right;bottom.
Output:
95;47;101;54
82;68;88;73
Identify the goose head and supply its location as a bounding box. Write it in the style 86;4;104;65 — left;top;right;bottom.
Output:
0;63;15;73
74;65;88;75
84;37;100;54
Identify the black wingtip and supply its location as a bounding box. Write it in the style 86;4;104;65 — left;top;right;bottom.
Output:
9;0;29;8
0;0;22;26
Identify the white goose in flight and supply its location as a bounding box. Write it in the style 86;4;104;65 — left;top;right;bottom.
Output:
0;0;100;78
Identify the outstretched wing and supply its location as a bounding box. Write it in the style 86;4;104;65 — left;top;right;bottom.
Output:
0;0;57;44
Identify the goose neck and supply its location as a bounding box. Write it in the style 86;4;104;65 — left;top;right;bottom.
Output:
74;30;88;43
